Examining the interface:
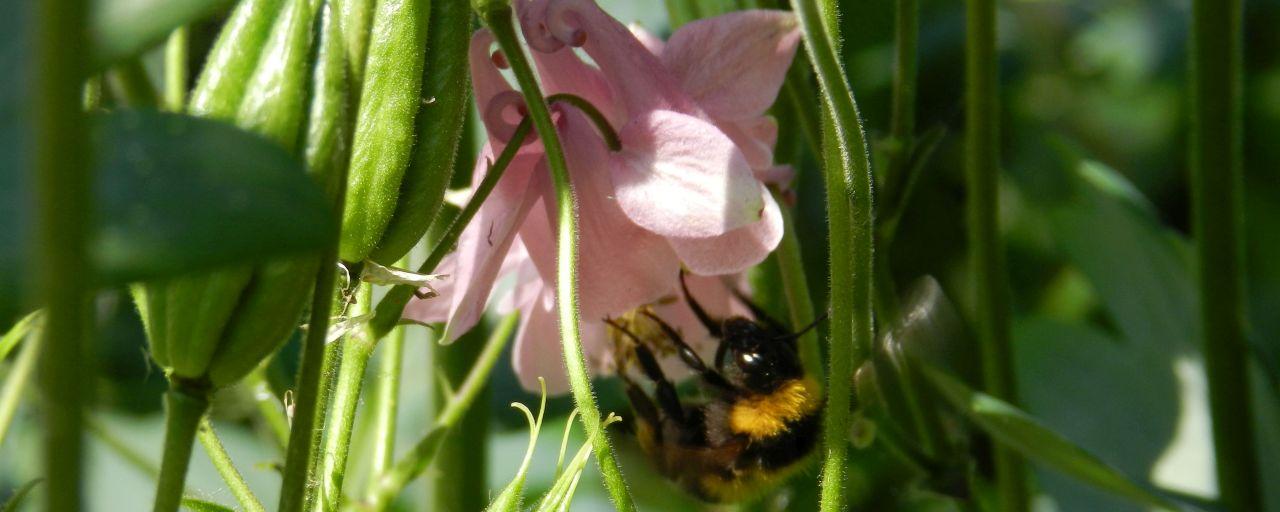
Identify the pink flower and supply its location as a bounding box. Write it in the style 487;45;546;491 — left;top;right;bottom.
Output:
405;2;801;393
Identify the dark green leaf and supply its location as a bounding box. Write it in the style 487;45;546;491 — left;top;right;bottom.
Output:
0;478;43;512
180;497;237;512
921;365;1193;512
89;0;234;70
90;109;335;284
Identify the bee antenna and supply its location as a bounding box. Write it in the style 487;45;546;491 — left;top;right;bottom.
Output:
776;311;829;341
680;270;722;337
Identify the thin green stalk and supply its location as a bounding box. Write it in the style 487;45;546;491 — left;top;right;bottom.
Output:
773;194;823;385
87;416;161;478
198;419;267;512
111;58;160;107
366;117;531;339
884;0;919;201
153;382;211;512
787;0;876;510
245;367;290;452
474;4;636;509
367;306;405;478
33;0;91;509
363;313;518;510
1189;0;1261;510
303;334;346;512
0;328;42;447
164;26;189;111
964;0;1027;509
279;100;354;512
317;283;375;511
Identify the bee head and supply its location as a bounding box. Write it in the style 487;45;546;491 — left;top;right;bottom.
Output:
715;317;803;393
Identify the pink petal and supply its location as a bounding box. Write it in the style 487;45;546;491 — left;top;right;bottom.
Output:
440;153;546;343
516;0;698;117
611;109;763;238
401;253;457;324
718;116;778;171
551;111;682;318
668;183;784;275
469;29;513;119
530;45;623;127
511;284;613;394
628;22;665;55
662;10;800;121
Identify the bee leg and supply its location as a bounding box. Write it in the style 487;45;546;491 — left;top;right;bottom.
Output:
640;310;736;393
680;270;723;337
606;318;688;424
632;342;688;424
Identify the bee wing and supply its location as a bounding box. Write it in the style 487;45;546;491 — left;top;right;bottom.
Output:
879;276;981;387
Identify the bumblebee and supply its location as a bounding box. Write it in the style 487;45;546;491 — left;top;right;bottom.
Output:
606;272;823;503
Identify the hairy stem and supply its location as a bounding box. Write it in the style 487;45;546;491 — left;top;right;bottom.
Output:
198;419;267;512
317;283;375;511
152;383;211;512
474;3;636;509
787;0;876;510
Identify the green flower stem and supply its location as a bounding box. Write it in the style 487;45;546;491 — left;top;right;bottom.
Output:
1189;1;1262;510
0;326;42;447
164;26;189;111
773;194;823;384
474;4;636;510
787;0;876;509
245;367;290;452
964;0;1028;509
367;117;531;340
198;419;267;512
363;313;518;510
152;382;211;512
316;283;375;511
883;0;918;201
33;0;91;509
368;303;406;478
302;333;346;511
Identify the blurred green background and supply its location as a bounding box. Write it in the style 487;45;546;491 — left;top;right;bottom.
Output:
2;0;1279;510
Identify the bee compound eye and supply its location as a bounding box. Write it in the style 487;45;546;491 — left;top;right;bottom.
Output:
737;351;761;369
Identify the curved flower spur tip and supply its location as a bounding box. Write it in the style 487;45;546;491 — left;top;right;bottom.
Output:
669;184;784;276
610;109;763;239
440;153;547;344
516;0;696;115
487;377;548;512
627;22;664;55
470;29;512;107
662;10;802;121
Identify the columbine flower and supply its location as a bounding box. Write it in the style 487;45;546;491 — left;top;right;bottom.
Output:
405;2;800;393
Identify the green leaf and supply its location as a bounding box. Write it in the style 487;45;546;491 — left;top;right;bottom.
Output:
180;497;237;512
0;478;43;512
90;109;334;284
0;311;40;362
921;365;1192;512
89;0;234;70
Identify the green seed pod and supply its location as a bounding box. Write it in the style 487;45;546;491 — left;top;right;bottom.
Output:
208;0;351;387
338;0;432;262
189;0;286;119
146;0;323;383
368;0;472;263
336;0;376;83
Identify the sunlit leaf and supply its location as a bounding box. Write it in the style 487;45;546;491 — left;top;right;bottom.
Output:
0;311;41;361
921;365;1193;512
88;0;234;69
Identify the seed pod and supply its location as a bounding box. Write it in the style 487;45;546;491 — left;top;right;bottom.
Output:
188;0;286;119
369;0;472;263
336;0;376;83
145;0;322;382
338;0;432;262
208;0;351;387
